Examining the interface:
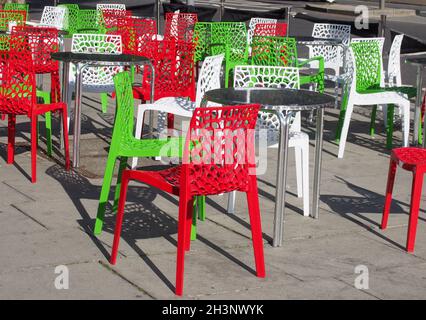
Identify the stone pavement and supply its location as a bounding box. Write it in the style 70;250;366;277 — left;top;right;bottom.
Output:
1;80;426;299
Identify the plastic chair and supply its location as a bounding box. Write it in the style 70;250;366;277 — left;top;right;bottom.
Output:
96;3;126;11
0;10;27;32
110;99;265;296
253;22;287;38
3;3;29;15
193;22;248;87
100;9;132;32
336;41;411;158
58;3;79;37
251;36;325;93
0;34;70;183
75;9;105;34
164;12;198;42
69;33;122;116
247;17;277;49
229;65;310;216
381;147;426;252
94;71;183;235
37;6;67;30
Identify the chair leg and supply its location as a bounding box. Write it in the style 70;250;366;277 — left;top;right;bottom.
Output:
381;159;397;230
406;172;424;253
45;111;53;157
385;105;395;149
185;197;194;251
197;195;206;221
335;85;349;142
227;191;236;214
294;146;303;198
337;100;354;159
369;105;377;137
110;172;130;265
176;195;190;296
7;114;16;164
112;157;128;212
401;101;410;147
167;113;174;130
190;204;197;241
101;93;108;113
31;115;38;183
61;108;70;170
131;106;145;169
94;152;117;235
302;143;310;217
246;184;265;278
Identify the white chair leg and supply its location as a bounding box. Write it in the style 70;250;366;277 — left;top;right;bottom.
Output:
227;191;236;214
301;142;310;217
401;101;410;147
338;101;354;159
294;146;303;198
131;105;145;169
380;104;388;127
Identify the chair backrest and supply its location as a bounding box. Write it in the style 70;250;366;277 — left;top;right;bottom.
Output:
71;33;122;86
253;22;287;38
388;34;404;87
251;36;298;67
101;9;132;31
0;10;27;32
195;54;224;108
182;104;260;196
76;9;105;34
247;17;277;46
11;25;60;74
58;4;79;35
309;23;351;72
193;22;248;64
97;3;126;11
138;39;196;101
40;6;67;30
3;3;29;15
164;12;198;42
116;15;156;54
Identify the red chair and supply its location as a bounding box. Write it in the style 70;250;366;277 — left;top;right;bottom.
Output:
381;147;426;252
101;9;132;31
164;12;198;42
253;22;288;37
0;34;70;183
110;104;265;296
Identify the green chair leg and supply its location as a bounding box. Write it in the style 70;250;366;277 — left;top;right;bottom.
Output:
101;93;108;113
419;115;423;145
191;199;198;241
370;105;377;137
197;195;206;221
94;152;118;235
36;90;53;156
386;104;395;149
112;156;128;212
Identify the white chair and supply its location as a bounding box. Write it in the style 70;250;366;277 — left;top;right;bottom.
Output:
337;40;410;159
387;35;404;87
67;34;123;123
228;65;310;217
247;17;277;52
96;3;126;11
131;53;225;168
27;6;67;30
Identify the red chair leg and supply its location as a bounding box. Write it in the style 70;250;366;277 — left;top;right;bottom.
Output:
175;195;190;296
7;114;16;164
406;172;424;253
246;182;265;278
31;115;38;183
185;197;193;252
1;114;5;121
110;172;131;265
61;108;71;170
381;159;398;230
167;113;174;130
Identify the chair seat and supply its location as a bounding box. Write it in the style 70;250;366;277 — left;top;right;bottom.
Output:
392;147;426;170
361;85;417;98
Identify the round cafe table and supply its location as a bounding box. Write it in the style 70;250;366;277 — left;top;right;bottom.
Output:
405;55;426;146
51;52;153;168
203;88;334;247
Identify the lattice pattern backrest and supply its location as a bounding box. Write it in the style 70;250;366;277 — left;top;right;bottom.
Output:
247;17;277;46
116;16;156;54
0;10;26;32
58;4;79;35
251;36;298;67
350;41;382;92
112;71;135;146
253;22;287;38
101;9;132;31
97;4;126;11
388;34;404;87
139;39;196;101
0;34;36;114
11;25;60;74
195;54;224;108
76;9;105;34
71;34;122;86
164;12;198;42
3;3;29;15
40;6;67;30
183;105;260;196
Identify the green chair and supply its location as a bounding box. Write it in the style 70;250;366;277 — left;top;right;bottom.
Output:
251;36;325;93
75;9;105;34
58;3;79;37
94;71;184;235
3;3;29;15
193;22;248;87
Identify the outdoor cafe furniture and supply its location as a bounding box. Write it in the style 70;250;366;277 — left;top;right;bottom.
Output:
0;34;70;183
253;22;287;38
247;17;278;51
51;49;153;168
109;72;265;296
0;10;27;32
3;3;29;15
164;12;198;42
203;87;334;247
381;147;426;252
58;3;79;37
227;65;310;217
75;9;106;34
96;3;126;11
336;40;411;159
26;6;67;31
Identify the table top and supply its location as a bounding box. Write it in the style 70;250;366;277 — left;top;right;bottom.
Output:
204;88;335;111
51;52;150;64
405;55;426;66
294;36;342;45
